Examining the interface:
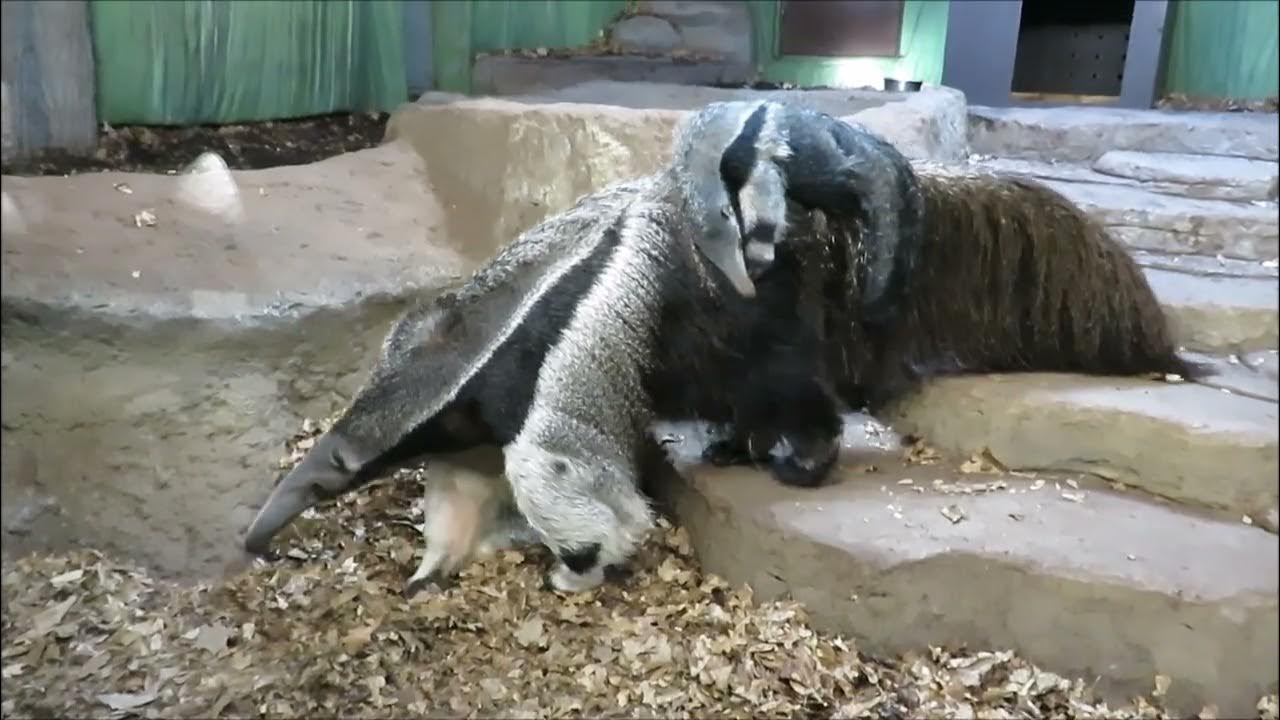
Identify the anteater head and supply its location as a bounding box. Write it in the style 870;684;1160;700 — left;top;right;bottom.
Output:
675;99;925;325
242;294;491;555
669;101;791;297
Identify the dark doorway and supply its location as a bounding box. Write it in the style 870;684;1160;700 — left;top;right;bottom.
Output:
1011;0;1138;98
778;0;905;58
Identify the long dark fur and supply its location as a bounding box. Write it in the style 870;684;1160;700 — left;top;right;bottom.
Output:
650;230;844;488
783;167;1209;412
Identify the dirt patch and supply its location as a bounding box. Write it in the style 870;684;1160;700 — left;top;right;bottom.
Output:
0;112;389;177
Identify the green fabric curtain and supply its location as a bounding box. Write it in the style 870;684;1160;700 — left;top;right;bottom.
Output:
1161;0;1279;100
430;0;626;93
92;0;408;125
470;0;624;53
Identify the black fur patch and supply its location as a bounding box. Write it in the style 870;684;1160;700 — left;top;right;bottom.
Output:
559;543;602;574
720;103;770;236
465;219;626;441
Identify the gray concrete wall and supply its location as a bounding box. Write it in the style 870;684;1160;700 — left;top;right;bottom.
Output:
1;0;97;163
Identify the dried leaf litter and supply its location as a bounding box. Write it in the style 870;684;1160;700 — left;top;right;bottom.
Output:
2;419;1275;719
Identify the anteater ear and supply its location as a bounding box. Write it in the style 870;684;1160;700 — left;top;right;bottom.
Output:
694;211;756;298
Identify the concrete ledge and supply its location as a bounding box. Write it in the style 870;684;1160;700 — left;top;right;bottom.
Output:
486;81;970;164
387;98;684;256
974;155;1279;203
1144;267;1280;353
1040;179;1279;261
1094;151;1278;202
471;55;753;97
882;374;1279;519
661;463;1278;718
0;141;472;324
390;87;969;254
968;105;1280;162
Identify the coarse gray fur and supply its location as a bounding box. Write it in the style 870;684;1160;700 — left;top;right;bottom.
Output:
242;169;766;592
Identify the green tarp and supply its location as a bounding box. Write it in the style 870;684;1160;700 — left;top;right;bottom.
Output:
1162;0;1278;100
91;0;408;125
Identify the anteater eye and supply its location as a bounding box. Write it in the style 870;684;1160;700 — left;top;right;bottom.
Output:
720;204;733;219
330;448;348;472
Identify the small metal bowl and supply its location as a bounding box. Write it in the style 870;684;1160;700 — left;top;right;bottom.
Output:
883;78;923;92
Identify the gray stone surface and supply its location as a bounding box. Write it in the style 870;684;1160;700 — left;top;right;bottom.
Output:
654;451;1278;719
452;81;970;163
610;15;682;55
1041;179;1279;261
1;141;475;579
1093;150;1279;202
1;141;474;321
392;91;966;257
389;98;684;258
470;55;751;97
1143;266;1280;353
969;105;1280;163
883;373;1279;520
1183;351;1280;403
1132;248;1279;279
974;155;1279;202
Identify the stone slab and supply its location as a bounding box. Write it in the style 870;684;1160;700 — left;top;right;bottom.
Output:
493;81;970;163
1093;150;1278;202
1143;266;1280;353
1039;179;1279;261
974;155;1279;202
387;98;684;259
406;85;968;237
968;105;1280;163
1132;248;1279;279
657;460;1278;718
1;141;473;323
1183;351;1280;403
882;373;1279;520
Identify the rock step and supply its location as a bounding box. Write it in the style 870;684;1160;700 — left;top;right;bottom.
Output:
968;105;1279;163
1141;263;1279;354
973;154;1277;203
1183;350;1280;403
1093;150;1278;202
882;373;1279;522
659;460;1278;718
962;157;1279;261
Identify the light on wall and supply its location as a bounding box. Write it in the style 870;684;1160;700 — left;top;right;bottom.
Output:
832;58;887;89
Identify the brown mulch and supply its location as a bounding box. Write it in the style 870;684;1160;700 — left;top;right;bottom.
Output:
2;418;1276;719
0;112;389;177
